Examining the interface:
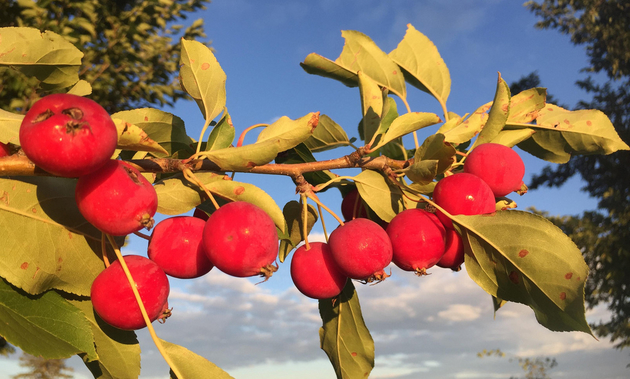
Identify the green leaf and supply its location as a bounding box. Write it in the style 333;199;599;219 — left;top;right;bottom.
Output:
508;87;546;124
515;104;630;163
374;112;442;150
202;112;319;171
301;30;406;100
71;299;141;379
406;133;456;184
443;103;491;144
319;281;374;379
179;39;227;123
490;128;536;147
354;170;405;222
0;27;83;90
454;211;592;335
389;24;451;107
0;108;23;145
111;108;195;158
0;278;97;360
472;73;510;148
66;80;93;97
274;143;338;191
162;339;233;379
112;118;169;155
204;109;235;151
358;71;385;145
303;114;352;152
278;201;318;262
154;172;286;234
0;176;107;296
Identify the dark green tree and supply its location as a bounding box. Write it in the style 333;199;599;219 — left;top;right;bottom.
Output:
521;0;630;349
0;0;211;113
12;353;74;379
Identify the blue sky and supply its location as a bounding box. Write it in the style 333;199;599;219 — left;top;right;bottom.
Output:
2;0;628;378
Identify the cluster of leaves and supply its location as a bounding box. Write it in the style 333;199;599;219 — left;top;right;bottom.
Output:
0;20;628;379
525;0;630;350
0;0;210;114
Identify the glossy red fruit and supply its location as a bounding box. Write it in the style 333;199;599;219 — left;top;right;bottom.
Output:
91;255;170;330
464;143;526;197
75;160;158;236
148;216;213;279
341;188;369;220
202;201;278;279
437;229;465;271
433;173;496;229
328;218;393;282
386;209;446;275
290;242;347;299
19;93;118;177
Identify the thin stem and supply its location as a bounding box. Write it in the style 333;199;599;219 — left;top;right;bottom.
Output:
105;234;184;379
133;231;151;240
236;124;269;147
317;203;329;243
183;168;221;211
306;192;344;226
196;119;212;155
300;194;310;251
101;233;110;268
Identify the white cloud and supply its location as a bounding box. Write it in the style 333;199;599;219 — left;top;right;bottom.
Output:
438;304;483;322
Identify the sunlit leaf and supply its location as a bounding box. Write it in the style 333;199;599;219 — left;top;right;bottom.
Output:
66;80;93;97
375;112;441;150
443;103;491;144
205;108;235;151
358;71;385;145
0;278;97;359
319;281;374;379
455;211;592;335
0;108;23;145
162;339;233;379
112;119;169;155
112;108;194;158
406;134;455;184
354;170;404;222
490;129;536;147
0;176;107;296
303;114;352;152
0;27;82;90
472;73;510;148
389;24;451;106
202;113;318;171
508;87;546;124
179;39;226;122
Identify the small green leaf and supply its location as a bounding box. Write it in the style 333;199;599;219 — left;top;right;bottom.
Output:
161;339;234;379
406;134;455;184
300;53;357;87
202;113;319;171
278;201;318;262
0;177;107;296
112;119;169;155
443;103;491;144
66;80;93;97
179;39;227;123
319;281;374;379
71;299;141;379
303;114;351;152
358;71;385;145
472;73;510;148
490;128;536;147
154;173;286;234
111;108;195;158
389;24;451;107
0;27;83;90
0;108;23;145
0;278;97;360
374;112;442;150
454;211;593;335
205;109;235;151
508;87;546;124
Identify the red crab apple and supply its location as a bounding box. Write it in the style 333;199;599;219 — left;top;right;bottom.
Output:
463;143;526;197
386;209;446;275
19;93;118;177
291;242;348;299
91;255;170;330
202;201;279;279
341;188;369;220
436;228;465;271
432;173;496;229
75;159;158;236
148;216;213;279
328;218;393;282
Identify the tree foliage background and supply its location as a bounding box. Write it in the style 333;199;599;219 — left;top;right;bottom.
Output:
0;0;211;114
521;0;630;350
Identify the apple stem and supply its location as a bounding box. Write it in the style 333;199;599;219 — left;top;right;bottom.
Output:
236;123;268;147
306;192;344;226
100;233;111;268
317;203;330;243
105;234;184;379
133;230;151;240
300;194;311;251
183;168;221;210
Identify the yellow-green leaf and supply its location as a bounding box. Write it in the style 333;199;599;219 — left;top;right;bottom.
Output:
112;119;169;155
